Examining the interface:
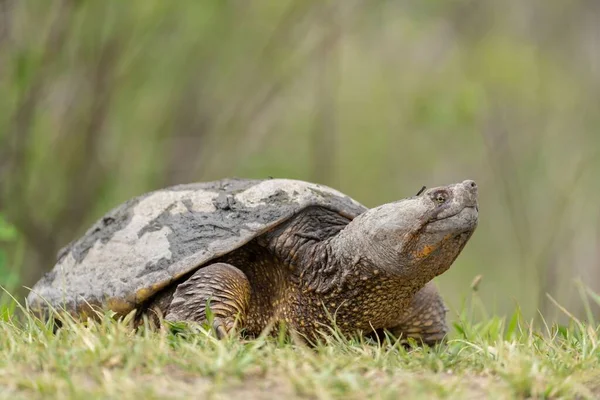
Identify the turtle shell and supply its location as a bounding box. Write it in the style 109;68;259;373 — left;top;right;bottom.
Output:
27;178;367;316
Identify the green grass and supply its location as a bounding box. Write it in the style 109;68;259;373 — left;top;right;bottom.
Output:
0;297;599;400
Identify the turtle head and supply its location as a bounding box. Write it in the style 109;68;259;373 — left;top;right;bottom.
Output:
347;180;478;280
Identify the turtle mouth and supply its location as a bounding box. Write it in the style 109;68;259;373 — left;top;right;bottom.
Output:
425;205;478;234
432;204;477;221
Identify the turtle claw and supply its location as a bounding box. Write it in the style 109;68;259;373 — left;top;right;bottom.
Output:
212;318;232;339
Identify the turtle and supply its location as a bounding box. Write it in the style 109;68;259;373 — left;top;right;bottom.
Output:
26;178;478;344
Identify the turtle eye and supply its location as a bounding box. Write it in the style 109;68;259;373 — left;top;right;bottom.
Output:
433;191;448;205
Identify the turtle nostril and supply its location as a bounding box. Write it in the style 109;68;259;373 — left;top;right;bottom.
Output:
463;180;477;190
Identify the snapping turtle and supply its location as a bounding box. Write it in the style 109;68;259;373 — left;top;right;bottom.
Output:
27;178;478;344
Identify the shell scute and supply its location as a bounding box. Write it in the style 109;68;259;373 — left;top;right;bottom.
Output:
27;178;367;315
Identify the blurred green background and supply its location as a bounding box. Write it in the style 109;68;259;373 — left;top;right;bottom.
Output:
1;0;599;324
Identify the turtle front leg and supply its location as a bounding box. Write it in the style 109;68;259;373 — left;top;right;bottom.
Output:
165;263;251;338
387;282;449;346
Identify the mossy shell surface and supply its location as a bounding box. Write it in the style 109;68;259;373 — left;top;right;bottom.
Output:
27;179;367;315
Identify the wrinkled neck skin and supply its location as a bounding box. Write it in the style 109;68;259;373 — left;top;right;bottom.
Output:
330;213;469;286
264;207;452;298
323;215;447;294
263;207;351;294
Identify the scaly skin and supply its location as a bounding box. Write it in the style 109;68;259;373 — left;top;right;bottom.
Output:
149;180;478;344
